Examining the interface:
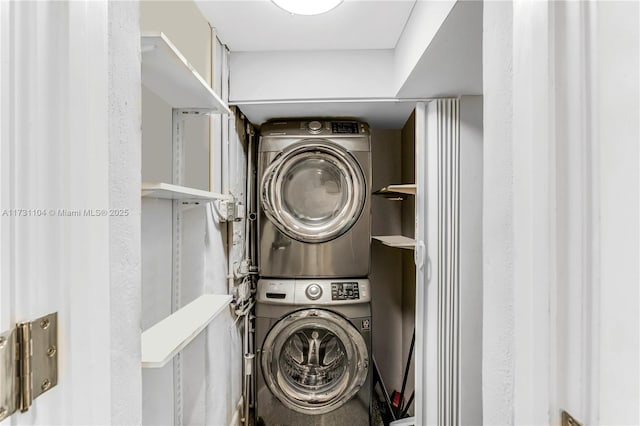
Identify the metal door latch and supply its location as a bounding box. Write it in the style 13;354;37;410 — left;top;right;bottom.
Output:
0;312;58;421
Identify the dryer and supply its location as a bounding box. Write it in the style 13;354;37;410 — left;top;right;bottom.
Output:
258;119;371;278
255;278;372;426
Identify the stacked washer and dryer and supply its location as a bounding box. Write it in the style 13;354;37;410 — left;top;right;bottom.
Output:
255;120;373;425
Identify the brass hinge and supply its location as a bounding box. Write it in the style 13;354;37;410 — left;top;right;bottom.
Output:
562;410;583;426
0;313;58;421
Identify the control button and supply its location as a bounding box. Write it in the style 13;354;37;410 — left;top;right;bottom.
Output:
306;283;323;300
308;121;323;132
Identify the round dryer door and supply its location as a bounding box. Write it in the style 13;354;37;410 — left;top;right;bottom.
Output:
261;142;366;243
261;309;369;415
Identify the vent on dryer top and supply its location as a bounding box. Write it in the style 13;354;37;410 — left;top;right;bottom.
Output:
331;121;359;134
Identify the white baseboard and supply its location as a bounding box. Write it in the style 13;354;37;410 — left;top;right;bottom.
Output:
229;396;244;426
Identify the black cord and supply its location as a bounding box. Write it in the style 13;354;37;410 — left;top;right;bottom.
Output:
400;391;415;418
397;328;415;417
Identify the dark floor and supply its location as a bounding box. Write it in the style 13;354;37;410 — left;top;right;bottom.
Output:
250;394;401;425
371;398;384;426
251;400;385;426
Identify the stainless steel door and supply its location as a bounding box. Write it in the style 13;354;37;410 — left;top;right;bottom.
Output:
261;142;366;243
261;309;369;414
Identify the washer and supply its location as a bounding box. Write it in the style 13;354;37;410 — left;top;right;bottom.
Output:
258;119;371;278
255;278;372;426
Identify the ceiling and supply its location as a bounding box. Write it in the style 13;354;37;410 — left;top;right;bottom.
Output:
196;0;416;51
194;0;482;128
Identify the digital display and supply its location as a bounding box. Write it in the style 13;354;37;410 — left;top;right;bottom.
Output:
331;122;359;134
331;282;360;300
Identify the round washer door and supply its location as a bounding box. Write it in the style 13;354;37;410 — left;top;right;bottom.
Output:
261;142;366;243
261;309;369;415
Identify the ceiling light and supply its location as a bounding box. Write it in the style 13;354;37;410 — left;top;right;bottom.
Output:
272;0;343;16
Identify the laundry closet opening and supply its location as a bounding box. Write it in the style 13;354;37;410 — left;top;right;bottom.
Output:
244;104;483;426
138;1;483;426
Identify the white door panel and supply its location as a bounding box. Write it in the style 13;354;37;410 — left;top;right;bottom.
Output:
0;2;141;425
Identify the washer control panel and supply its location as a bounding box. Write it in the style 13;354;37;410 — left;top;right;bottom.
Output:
331;282;360;300
257;278;370;305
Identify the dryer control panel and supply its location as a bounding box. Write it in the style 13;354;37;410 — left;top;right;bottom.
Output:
259;120;370;138
330;121;359;134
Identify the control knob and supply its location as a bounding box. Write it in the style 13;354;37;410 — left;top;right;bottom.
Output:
305;283;323;300
307;120;323;133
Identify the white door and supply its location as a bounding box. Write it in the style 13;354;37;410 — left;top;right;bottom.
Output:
414;98;483;426
0;2;141;425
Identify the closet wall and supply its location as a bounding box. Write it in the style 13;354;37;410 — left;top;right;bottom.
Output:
370;114;416;412
140;2;243;425
400;112;417;405
370;129;403;393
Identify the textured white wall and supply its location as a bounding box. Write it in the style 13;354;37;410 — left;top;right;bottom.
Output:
483;1;639;424
482;2;515;424
108;1;143;424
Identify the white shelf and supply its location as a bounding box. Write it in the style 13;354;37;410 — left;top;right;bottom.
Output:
142;294;232;368
141;32;232;113
373;235;416;250
379;184;416;194
141;182;232;202
373;184;416;199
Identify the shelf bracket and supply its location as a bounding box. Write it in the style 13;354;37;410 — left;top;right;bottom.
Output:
176;108;220;117
0;313;58;422
214;198;244;222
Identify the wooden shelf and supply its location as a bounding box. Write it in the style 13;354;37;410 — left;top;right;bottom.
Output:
141;182;232;202
141;32;231;113
142;294;232;368
373;235;415;250
373;184;416;200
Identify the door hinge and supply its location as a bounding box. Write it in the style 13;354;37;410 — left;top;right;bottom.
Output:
0;312;58;421
562;410;583;426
